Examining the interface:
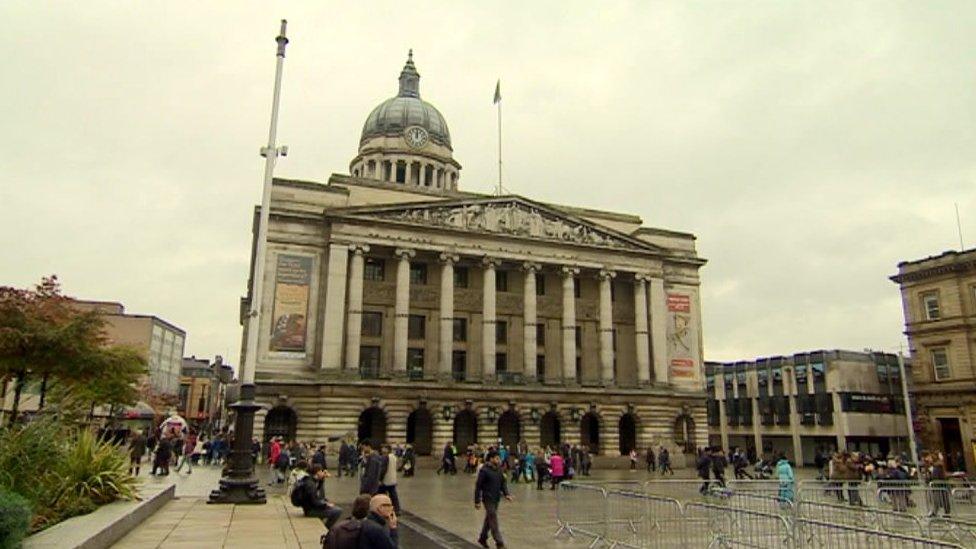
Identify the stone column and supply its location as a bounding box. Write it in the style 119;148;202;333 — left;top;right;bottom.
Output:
481;257;499;381
393;248;415;375
522;263;540;382
561;267;579;383
321;243;349;370
649;277;669;385
439;253;458;380
599;269;616;385
633;275;652;385
344;244;370;372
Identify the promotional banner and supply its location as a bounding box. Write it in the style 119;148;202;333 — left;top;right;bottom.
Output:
270;254;312;352
667;291;698;379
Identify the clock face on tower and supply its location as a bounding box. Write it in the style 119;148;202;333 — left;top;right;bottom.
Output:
403;126;429;149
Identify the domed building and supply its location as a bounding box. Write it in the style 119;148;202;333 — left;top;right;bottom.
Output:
350;51;461;190
244;52;708;463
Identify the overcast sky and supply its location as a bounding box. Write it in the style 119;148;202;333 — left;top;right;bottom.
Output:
2;2;974;368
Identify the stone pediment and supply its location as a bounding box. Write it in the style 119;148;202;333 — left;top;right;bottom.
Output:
330;196;659;252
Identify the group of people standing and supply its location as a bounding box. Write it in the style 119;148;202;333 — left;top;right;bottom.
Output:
625;446;674;474
126;420;236;477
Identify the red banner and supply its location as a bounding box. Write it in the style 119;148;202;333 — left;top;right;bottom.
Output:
670;358;695;378
667;294;690;313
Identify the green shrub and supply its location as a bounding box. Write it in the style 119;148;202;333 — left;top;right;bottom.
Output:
0;488;32;549
0;418;137;532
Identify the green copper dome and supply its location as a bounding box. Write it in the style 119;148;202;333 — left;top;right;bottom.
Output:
359;51;452;149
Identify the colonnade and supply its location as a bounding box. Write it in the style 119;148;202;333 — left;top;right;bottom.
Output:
320;243;672;386
351;155;458;190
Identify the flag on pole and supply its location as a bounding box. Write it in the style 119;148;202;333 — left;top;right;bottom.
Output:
493;79;501;104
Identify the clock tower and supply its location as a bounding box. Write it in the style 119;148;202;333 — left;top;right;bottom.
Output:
349;51;462;190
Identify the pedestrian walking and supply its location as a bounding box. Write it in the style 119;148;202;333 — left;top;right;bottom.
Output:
659;447;673;476
174;431;198;474
378;445;401;514
549;452;564;490
775;452;795;505
128;430;147;476
645;447;656;473
475;450;513;549
696;448;713;494
360;440;385;495
152;436;173;476
629;448;638;471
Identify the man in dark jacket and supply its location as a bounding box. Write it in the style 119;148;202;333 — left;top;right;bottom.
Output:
295;465;342;529
360;441;385;495
475;451;513;548
358;494;399;548
696;448;713;494
312;445;327;469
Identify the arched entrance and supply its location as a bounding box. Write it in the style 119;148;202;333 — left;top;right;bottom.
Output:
358;407;387;446
498;410;521;449
674;414;696;454
540;411;561;448
264;406;297;442
580;412;601;453
453;409;478;449
618;413;637;455
406;408;433;455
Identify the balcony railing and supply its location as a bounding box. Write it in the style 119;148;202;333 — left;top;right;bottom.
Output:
497;372;524;385
359;365;380;379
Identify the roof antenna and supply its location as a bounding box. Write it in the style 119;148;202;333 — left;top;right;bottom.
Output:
956;202;965;250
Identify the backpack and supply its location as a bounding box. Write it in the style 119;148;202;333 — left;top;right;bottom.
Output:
321;518;362;549
290;478;308;507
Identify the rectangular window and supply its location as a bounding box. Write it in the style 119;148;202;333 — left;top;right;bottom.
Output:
361;312;383;337
922;292;941;320
536;323;545;345
574;278;581;298
610;282;616;302
454;267;469;288
451;350;466;381
178;384;189;411
574;326;582;348
496;271;508;292
407;348;424;380
408;315;425;339
575;356;582;381
707;398;720;427
453;318;467;342
359;346;381;378
536;273;545;296
410;263;427;285
496;320;507;344
495;353;507;373
931;348;951;380
364;258;385;281
536;355;546;382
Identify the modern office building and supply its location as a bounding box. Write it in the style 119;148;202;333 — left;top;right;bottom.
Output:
891;247;976;473
706;350;911;465
244;52;709;459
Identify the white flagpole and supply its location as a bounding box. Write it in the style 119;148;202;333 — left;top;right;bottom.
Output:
497;90;503;196
243;19;289;386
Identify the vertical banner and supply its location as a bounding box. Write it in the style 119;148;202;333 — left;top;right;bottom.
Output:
270;254;312;352
666;292;698;379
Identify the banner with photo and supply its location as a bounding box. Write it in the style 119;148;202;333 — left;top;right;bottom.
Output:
270;254;312;352
666;291;699;379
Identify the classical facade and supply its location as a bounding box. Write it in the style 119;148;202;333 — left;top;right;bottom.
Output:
891;248;976;473
706;350;912;466
245;53;708;459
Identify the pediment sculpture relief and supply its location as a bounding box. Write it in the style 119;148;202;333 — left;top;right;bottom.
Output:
368;201;641;250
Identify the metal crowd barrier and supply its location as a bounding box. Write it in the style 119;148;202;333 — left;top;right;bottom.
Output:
794;517;963;548
927;517;976;547
796;500;925;537
726;491;795;516
683;502;793;548
555;482;608;547
604;489;684;548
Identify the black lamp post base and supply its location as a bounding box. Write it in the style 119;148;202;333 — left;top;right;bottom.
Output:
208;477;266;504
207;383;267;505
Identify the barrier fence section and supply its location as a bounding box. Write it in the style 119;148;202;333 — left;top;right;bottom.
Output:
794;517;964;548
795;500;925;538
795;479;976;520
683;502;793;549
555;482;608;547
927;517;976;547
604;489;684;548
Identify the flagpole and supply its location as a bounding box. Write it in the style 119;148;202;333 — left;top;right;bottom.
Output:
210;19;289;505
497;89;503;196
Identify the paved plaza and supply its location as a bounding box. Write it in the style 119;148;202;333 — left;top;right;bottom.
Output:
111;459;739;548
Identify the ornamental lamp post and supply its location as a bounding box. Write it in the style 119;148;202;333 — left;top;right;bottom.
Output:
209;19;290;505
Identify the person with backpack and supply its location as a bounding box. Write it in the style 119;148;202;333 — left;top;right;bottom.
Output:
377;445;401;514
291;464;342;530
273;443;291;485
322;494;371;549
360;440;385;496
475;450;513;549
